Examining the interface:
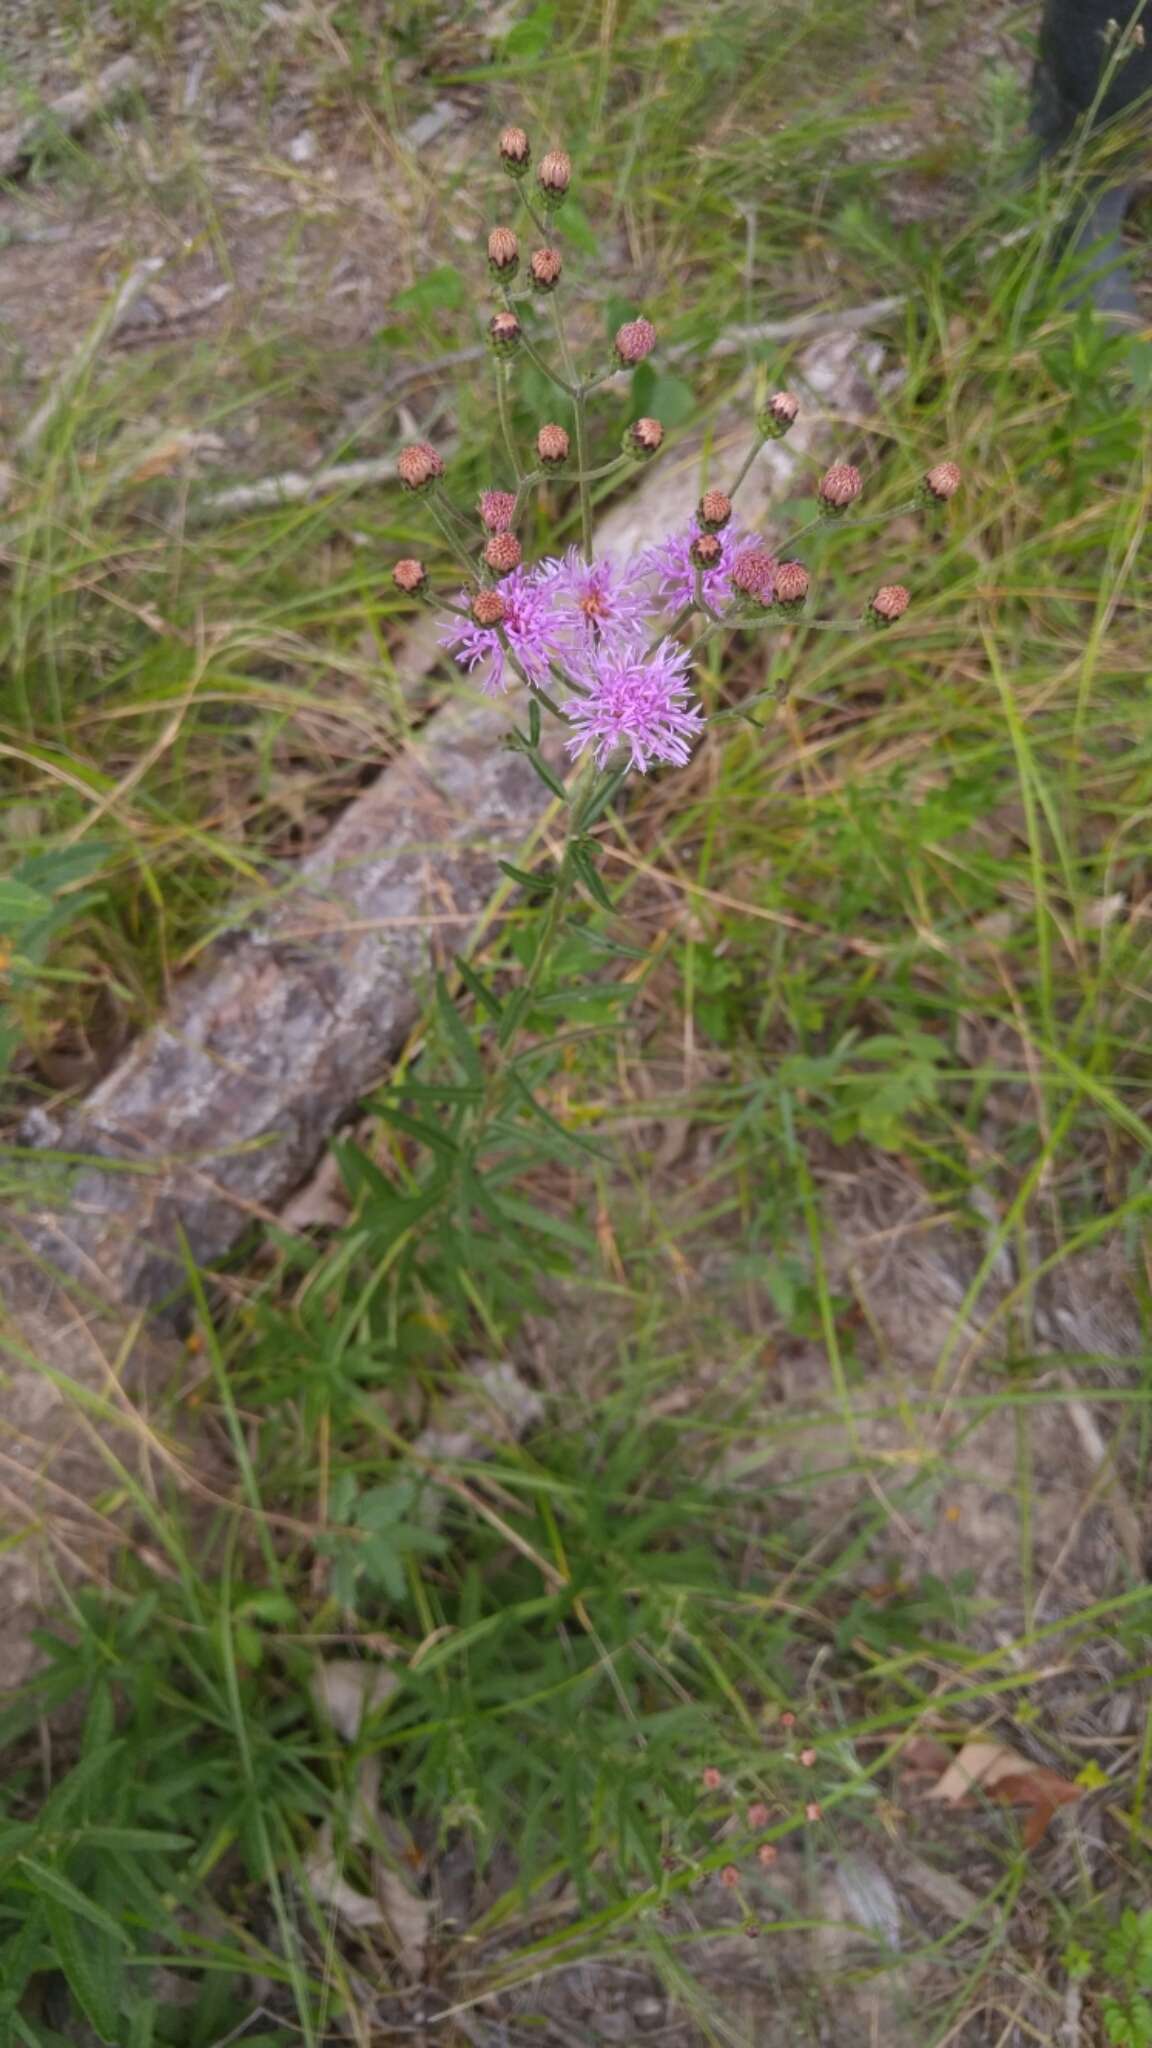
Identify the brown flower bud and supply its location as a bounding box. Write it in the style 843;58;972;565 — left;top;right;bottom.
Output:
536;422;569;468
698;489;732;532
818;462;862;514
538;149;571;202
471;589;507;628
719;1866;740;1889
869;583;910;627
484;532;522;576
479;488;517;532
397;441;444;492
392;558;427;595
529;246;562;293
487;226;519;279
774;560;809;611
760;391;799;440
488;310;522;358
923;459;961;503
499;125;530;176
758;1843;778;1867
625;416;663;461
702;1767;723;1791
690;532;723;571
730;546;776;607
746;1802;770;1830
614;317;657;367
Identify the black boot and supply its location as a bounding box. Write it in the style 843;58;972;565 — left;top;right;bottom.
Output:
1031;0;1152;326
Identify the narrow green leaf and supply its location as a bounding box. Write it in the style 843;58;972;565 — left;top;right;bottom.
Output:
20;1858;131;1945
39;1898;120;2042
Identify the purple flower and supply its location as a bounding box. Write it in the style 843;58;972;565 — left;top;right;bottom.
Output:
438;567;562;693
641;517;753;615
563;638;704;773
536;546;654;655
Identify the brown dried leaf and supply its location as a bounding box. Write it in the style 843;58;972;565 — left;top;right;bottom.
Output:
375;1866;431;1979
924;1738;1080;1848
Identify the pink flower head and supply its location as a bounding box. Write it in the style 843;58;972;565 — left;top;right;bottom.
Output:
564;638;704;774
641;518;754;616
538;546;653;655
439;566;562;693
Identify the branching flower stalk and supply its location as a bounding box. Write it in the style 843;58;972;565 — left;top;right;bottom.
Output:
393;125;961;1081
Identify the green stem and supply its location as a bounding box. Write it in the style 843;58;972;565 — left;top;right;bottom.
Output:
495;364;523;482
727;433;766;501
516;326;575;396
427;492;478;582
549;295;592;562
645;600;698;658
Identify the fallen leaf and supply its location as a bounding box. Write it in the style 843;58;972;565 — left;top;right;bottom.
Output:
304;1823;384;1930
312;1659;399;1742
376;1866;431;1979
924;1738;1080;1847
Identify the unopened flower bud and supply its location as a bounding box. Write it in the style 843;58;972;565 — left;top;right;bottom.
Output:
488;310;522;358
614;317;657;367
479;488;517;532
719;1866;740;1889
499;125;530;177
698;489;732;532
487;226;519;279
922;459;961;504
869;583;910;627
760;391;799;440
397;441;444;493
536;422;569;469
818;462;862;515
484;532;522;576
774;560;809;611
625;416;663;461
538;149;571;204
472;589;507;628
529;246;562;293
730;546;776;607
392;557;427;596
690;532;722;571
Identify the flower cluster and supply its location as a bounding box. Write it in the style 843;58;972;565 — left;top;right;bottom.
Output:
390;124;961;782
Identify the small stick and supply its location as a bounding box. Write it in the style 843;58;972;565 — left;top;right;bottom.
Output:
0;54;143;180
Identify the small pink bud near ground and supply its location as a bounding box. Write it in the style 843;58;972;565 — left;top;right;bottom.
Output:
487;226;519;278
774;560;809;611
691;532;723;571
484;532;522;576
702;1766;723;1791
758;1843;778;1867
760;390;799;440
392;558;426;595
471;589;507;628
818;462;862;514
537;422;569;468
720;1865;741;1889
869;583;910;626
614;317;657;367
500;125;530;176
488;310;522;358
746;1802;770;1829
479;488;517;532
805;1802;823;1823
626;416;663;460
538;148;571;201
923;458;961;503
397;441;444;492
698;489;732;532
529;246;562;293
779;1711;796;1730
799;1747;817;1768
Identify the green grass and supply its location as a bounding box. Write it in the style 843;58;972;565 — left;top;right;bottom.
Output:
3;0;1152;2042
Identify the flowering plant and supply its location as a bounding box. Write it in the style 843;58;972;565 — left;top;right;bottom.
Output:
392;126;960;921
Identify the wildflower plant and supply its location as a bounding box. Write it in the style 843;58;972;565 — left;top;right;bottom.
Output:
393;125;959;971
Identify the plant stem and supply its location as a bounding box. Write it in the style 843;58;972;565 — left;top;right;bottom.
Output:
495;364;523;482
727;433;766;501
549;296;592;562
427;492;478;582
